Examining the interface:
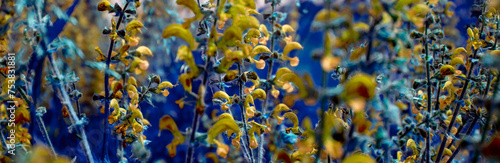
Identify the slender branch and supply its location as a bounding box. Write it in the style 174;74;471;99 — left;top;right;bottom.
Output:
185;55;212;163
435;4;486;162
185;0;221;161
72;83;81;117
314;66;328;163
423;21;432;163
102;1;131;161
257;2;276;162
237;62;254;163
48;54;94;163
137;80;152;104
36;111;56;157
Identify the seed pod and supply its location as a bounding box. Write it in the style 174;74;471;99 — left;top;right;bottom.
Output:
246;71;258;80
240;73;247;83
150;74;161;84
102;27;111;34
410;30;423;39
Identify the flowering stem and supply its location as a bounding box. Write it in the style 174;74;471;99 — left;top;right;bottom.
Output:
446;114;479;163
185;0;222;161
435;6;486;162
435;49;478;162
435;40;481;163
257;1;276;162
448;74;490;163
102;1;130;161
185;55;212;163
423;21;432;163
237;62;254;163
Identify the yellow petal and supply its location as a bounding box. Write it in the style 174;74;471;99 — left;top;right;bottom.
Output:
126;20;145;33
256;59;266;69
453;47;467;57
440;65;456;76
97;0;113;11
158;81;174;89
135;46;153;56
252;88;266;100
467;27;474;39
314;9;338;21
342;73;376;101
206;113;241;144
341;154;375;163
163;24;197;50
283;42;303;56
259;24;269;37
213;91;232;106
159;115;185;157
179;73;193;92
281;24;295;33
251;45;271;57
283;112;299;134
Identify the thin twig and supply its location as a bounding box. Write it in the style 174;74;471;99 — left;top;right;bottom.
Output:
102;1;131;161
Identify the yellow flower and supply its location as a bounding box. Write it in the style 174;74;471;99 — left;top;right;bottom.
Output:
466;27;483;51
159;115;185;157
282;42;303;66
213;91;232;111
97;0;113;11
206;113;241;154
163;24;198;50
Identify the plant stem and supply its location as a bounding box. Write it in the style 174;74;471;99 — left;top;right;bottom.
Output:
36;113;56;157
366;19;376;63
185;0;221;161
471;70;500;162
47;54;94;163
314;68;328;163
435;5;486;161
434;40;481;163
492;16;499;50
257;2;276;162
71;83;82;116
102;1;130;161
446;116;468;149
137;80;152;104
185;55;212;163
423;21;432;163
446;117;478;163
237;62;254;163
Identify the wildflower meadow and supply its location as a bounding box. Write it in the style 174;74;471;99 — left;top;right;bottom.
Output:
1;0;500;162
